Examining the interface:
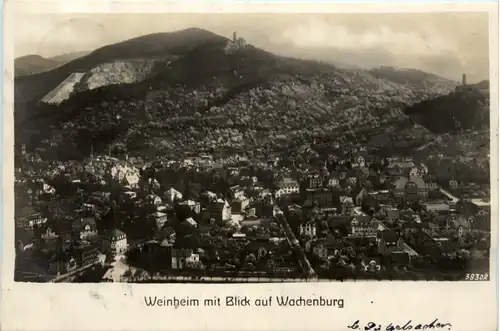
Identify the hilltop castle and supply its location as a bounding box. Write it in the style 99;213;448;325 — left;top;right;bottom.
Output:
225;31;247;54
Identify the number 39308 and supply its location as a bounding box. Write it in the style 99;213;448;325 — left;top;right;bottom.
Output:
465;273;488;281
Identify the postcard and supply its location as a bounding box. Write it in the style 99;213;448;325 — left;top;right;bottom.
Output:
1;1;498;331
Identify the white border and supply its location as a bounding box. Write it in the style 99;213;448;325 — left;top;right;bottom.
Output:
2;2;498;331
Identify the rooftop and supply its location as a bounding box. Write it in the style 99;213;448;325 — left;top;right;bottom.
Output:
471;199;490;207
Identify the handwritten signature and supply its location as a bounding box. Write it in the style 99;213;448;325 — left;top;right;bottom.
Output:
347;319;452;331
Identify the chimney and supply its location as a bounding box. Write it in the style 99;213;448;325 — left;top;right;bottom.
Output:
233;31;237;42
462;73;467;86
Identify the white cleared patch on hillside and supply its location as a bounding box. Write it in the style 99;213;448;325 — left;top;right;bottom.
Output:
41;72;85;105
84;60;156;90
40;60;158;105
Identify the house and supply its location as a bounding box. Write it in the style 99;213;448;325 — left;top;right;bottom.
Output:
447;215;473;239
369;190;390;204
387;160;415;177
424;202;450;213
391;175;428;201
355;188;370;206
327;215;351;234
311;241;329;260
133;240;173;269
101;228;128;256
227;185;245;201
350;216;378;237
179;200;201;214
164;188;183;204
385;207;400;223
183;217;198;228
205;199;232;223
240;217;273;228
244;239;278;259
305;174;324;189
340;196;354;214
149;212;169;229
377;230;405;255
310;236;347;260
299;220;317;238
327;176;340;188
361;257;382;273
468;199;491;230
355;156;366;168
76;244;100;268
17;213;48;232
41;226;58;240
171;249;201;269
124;169;140;189
42;183;56;195
48;252;78;276
146;194;163;206
146;178;161;190
427;180;439;191
304;189;337;209
73;217;98;240
232;233;247;241
449;180;459;189
231;196;250;213
275;178;300;198
154;226;176;245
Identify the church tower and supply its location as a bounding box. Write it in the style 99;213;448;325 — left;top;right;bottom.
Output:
233;31;237;42
462;73;467;86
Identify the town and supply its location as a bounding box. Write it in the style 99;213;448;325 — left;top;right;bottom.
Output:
15;136;490;282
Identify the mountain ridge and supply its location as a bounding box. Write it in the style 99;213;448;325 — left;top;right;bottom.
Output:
15;51;91;77
16;28;466;162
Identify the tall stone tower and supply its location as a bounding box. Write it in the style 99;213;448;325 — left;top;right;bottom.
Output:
233;31;237;42
462;73;467;86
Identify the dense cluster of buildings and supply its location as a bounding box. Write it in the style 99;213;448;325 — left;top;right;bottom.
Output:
15;144;490;281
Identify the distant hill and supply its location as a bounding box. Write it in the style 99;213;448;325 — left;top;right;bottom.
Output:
50;51;91;64
14;55;60;77
405;86;489;134
369;66;457;94
15;51;90;77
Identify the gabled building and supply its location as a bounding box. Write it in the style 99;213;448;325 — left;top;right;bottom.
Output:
146;194;163;206
377;230;405;255
164;188;183;204
231;195;250;213
183;217;198;229
275;177;300;198
73;217;98;240
299;220;317;238
391;175;428;201
350;216;378;237
227;185;245;201
101;228;128;257
149;212;169;229
202;199;232;223
179;200;201;214
171;249;201;269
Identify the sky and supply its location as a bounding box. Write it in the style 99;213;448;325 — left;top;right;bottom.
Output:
14;12;490;82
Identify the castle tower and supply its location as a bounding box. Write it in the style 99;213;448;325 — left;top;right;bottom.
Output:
233;31;237;42
462;73;467;86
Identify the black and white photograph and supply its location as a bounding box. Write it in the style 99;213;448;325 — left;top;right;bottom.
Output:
12;10;493;284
